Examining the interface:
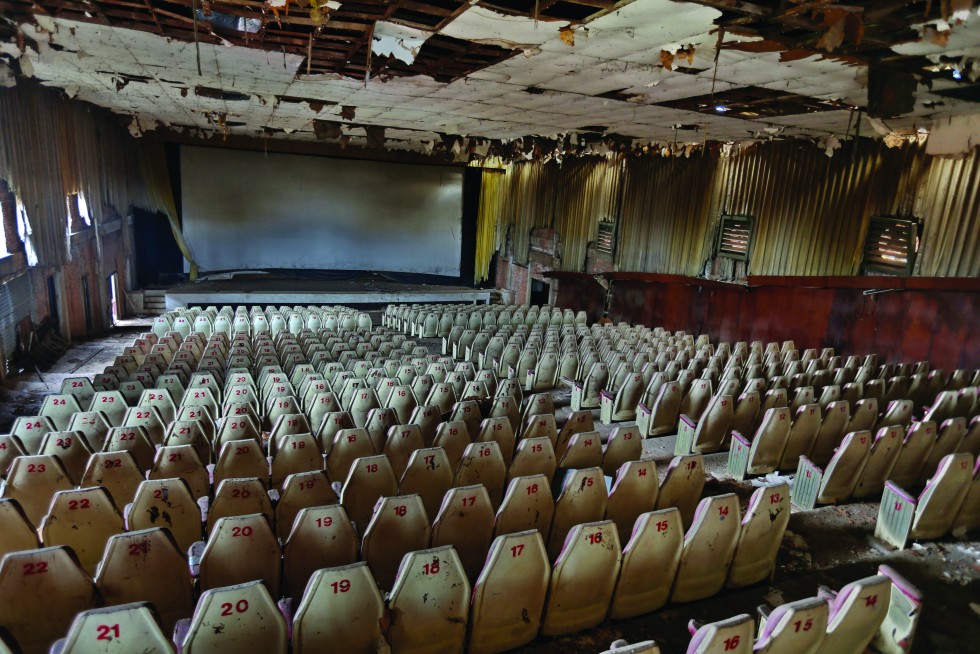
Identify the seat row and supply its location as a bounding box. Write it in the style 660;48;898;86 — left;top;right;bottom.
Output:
0;478;790;654
617;565;917;654
154;304;374;341
790;420;978;510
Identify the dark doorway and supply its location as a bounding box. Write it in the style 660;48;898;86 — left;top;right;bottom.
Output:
133;209;183;287
530;278;551;306
81;275;93;332
46;275;60;334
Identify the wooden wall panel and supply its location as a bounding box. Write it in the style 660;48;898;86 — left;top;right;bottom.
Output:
548;272;979;370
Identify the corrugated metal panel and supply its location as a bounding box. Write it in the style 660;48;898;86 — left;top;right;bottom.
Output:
915;151;980;277
0;272;33;357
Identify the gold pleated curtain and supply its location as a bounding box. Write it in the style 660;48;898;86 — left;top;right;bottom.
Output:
553;157;622;272
497;162;559;265
474;169;503;283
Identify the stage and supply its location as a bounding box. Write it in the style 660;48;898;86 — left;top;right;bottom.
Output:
164;275;492;310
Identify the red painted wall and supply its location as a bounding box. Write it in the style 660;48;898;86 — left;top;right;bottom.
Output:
551;273;980;371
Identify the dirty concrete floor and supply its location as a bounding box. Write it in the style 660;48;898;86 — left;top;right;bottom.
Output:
1;324;977;653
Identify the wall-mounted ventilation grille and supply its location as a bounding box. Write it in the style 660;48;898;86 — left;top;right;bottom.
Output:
863;217;917;276
596;220;615;255
715;215;754;261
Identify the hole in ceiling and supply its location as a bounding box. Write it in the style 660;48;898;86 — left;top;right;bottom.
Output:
658;86;856;119
195;86;251;102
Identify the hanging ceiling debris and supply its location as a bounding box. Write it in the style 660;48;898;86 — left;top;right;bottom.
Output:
0;0;977;157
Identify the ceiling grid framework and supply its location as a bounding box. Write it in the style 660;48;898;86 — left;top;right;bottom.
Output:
0;0;977;153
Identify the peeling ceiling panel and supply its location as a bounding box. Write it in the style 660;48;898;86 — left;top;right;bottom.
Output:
0;0;977;154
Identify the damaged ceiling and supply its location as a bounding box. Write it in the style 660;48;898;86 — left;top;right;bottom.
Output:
0;0;978;156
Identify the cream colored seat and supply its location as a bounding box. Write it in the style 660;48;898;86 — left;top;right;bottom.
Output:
547;467;608;560
79;451;143;507
726;483;790;588
0;454;73;527
753;596;828;654
282;505;359;601
541;520;621;636
0;497;39;560
198;513;282;596
610;508;683;619
95;528;194;633
275;470;338;541
494;473;554;539
814;575;890;654
360;494;431;591
387;546;470;654
148;445;209;500
430;484;495;579
0;546;98;654
291;562;389;654
655;454;706;529
671;493;741;603
468;530;550;654
180;581;287;654
127;478;203;552
339;454;398;532
454;441;507;509
56;602;174;654
399;446;454;521
686;614;753;654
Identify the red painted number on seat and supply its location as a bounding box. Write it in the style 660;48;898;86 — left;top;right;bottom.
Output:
23;561;48;575
220;600;249;616
330;580;351;593
95;624;120;641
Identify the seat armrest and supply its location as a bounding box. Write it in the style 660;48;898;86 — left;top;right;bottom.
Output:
173;618;192;653
187;541;206;577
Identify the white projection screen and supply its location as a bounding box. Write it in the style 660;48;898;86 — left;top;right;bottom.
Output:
180;146;464;276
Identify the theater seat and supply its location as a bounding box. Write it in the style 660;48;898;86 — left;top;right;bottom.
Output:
282;505;359;601
360;494;431;591
399;447;454;521
814;574;889;654
291;562;389;654
656;454;706;529
727;483;790;588
55;602;173;654
753;597;828;654
0;497;39;559
871;564;922;654
727;407;791;480
180;581;287;654
541;520;621;636
548;467;608;559
387;546;470;654
455;441;507;509
852;426;903;499
0;546;98;654
672;493;741;603
0;454;74;527
95;528;193;633
339;454;398;532
494;473;554;539
198;514;282;596
610;508;683;619
686;614;753;654
875;453;973;549
78;451;143;511
468;530;550;654
951;457;980;536
792;431;872;510
431;484;494;579
607;460;659;546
